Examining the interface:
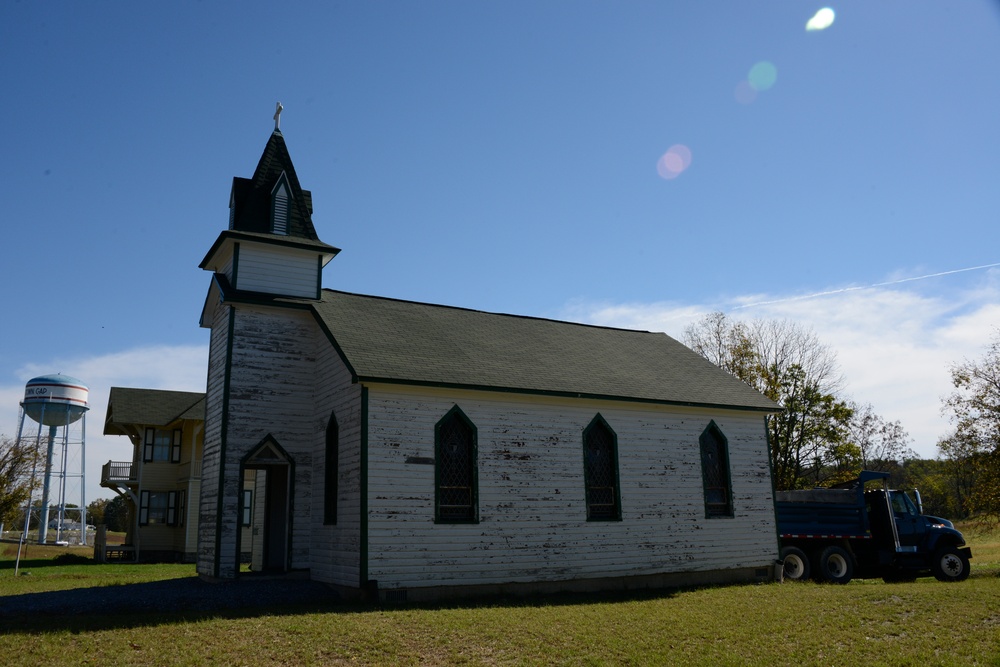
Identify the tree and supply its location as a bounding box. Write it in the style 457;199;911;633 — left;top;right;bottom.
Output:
685;313;854;489
901;457;968;520
104;494;130;532
846;401;915;472
941;329;1000;518
936;430;980;519
87;497;110;527
0;434;41;527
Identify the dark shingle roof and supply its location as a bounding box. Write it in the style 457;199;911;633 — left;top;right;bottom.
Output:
229;130;318;240
104;387;205;435
310;291;778;412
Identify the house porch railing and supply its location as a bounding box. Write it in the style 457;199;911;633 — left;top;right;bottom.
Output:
178;460;202;481
101;460;137;487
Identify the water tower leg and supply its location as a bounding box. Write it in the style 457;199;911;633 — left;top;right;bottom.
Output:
80;415;88;546
38;424;57;544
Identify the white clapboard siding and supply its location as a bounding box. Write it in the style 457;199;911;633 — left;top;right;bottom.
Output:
308;336;365;588
221;253;234;284
199;304;323;577
197;303;232;576
364;386;776;590
226;306;320;571
234;244;318;298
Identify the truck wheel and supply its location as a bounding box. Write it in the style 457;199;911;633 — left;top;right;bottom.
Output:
817;546;853;584
780;547;810;581
931;546;970;582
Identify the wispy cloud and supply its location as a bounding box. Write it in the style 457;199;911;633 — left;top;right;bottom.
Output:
733;263;1000;310
560;269;1000;459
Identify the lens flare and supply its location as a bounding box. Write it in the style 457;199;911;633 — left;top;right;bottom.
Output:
657;144;692;180
806;8;836;31
748;61;777;92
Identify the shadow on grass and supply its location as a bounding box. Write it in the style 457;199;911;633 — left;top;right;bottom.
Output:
0;554;94;570
0;576;348;634
0;574;683;635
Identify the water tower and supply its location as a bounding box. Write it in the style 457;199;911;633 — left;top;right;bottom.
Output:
16;374;89;546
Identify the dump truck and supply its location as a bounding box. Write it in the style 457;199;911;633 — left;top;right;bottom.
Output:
776;470;971;584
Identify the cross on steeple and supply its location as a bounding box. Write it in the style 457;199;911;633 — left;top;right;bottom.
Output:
273;102;283;131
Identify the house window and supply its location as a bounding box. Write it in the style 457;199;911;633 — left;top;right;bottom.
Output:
242;489;253;527
583;414;622;521
324;412;338;525
700;421;733;518
139;490;179;526
435;406;478;523
144;428;182;463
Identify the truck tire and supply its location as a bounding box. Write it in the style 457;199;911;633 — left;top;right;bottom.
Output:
816;546;853;584
931;545;970;582
779;547;811;581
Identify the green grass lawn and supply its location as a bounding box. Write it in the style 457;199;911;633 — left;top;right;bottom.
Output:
2;525;1000;666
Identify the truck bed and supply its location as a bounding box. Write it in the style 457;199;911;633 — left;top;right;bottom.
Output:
775;493;870;538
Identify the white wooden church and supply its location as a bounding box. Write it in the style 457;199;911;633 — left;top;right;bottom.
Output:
196;119;781;600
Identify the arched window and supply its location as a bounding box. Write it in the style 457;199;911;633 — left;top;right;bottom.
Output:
324;412;339;525
700;421;733;518
435;406;478;523
583;414;622;521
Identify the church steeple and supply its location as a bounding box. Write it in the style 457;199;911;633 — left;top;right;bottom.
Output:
199;110;340;324
227;126;320;240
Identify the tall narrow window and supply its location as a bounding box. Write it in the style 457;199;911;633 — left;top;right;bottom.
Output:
242;489;253;527
435;406;478;523
324;412;339;525
583;414;622;521
700;421;733;518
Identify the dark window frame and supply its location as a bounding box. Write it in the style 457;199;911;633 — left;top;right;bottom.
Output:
241;489;253;527
700;421;734;518
143;428;182;463
434;405;479;524
139;490;179;526
324;412;339;525
582;414;623;521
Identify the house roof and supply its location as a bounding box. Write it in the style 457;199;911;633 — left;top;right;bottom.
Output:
309;290;779;412
104;387;206;436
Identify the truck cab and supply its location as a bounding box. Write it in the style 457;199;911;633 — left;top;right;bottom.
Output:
863;484;970;581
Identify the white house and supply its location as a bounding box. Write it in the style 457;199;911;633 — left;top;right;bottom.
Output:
195;125;781;601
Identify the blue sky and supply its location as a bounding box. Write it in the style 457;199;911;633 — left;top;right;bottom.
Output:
2;2;998;502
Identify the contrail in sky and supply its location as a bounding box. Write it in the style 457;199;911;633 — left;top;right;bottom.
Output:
735;262;1000;309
